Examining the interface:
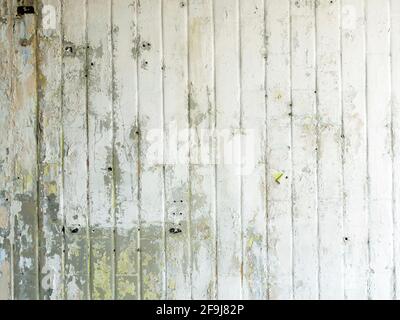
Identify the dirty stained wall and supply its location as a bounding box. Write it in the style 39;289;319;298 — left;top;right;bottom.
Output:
1;0;400;300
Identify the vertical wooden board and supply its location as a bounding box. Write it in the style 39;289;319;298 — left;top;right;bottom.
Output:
366;0;393;299
87;0;114;300
62;0;89;300
36;0;63;300
214;0;242;299
137;0;165;300
240;0;267;300
265;0;293;300
111;0;139;300
315;0;344;299
290;0;318;299
188;0;216;300
392;0;400;300
341;0;368;299
11;0;39;299
0;0;12;300
163;0;191;300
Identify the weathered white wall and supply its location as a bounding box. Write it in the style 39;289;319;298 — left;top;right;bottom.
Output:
0;0;399;300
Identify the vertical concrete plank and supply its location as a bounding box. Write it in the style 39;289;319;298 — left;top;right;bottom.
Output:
290;0;319;299
366;0;394;299
111;0;140;300
316;0;344;299
163;0;191;300
137;0;166;300
265;0;293;300
240;0;268;300
62;0;90;300
214;0;242;299
188;0;217;300
36;0;63;300
87;0;114;300
11;0;39;300
341;0;368;300
0;0;13;300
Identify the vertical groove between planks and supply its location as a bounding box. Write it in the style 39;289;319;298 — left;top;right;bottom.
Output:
389;0;396;300
84;0;91;300
186;0;192;300
110;0;116;301
339;0;346;300
314;0;321;299
211;0;218;300
135;0;142;301
60;0;66;300
161;0;167;299
238;0;244;300
364;0;371;299
263;0;269;300
289;0;294;300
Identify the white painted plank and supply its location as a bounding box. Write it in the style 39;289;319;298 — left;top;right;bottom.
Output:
214;0;242;299
62;0;90;300
111;0;139;300
188;0;216;300
366;0;394;299
391;0;400;300
137;0;166;300
265;0;293;300
341;0;368;300
87;0;114;300
0;0;13;300
240;0;267;300
315;0;344;299
162;0;191;300
36;0;63;300
290;0;319;299
11;0;39;299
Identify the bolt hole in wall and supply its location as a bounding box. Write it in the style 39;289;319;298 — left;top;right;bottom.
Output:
0;0;400;301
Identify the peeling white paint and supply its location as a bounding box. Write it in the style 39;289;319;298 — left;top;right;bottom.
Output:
1;0;400;300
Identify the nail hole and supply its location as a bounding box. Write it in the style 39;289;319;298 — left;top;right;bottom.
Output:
20;39;28;47
17;6;35;16
169;227;182;234
108;167;113;172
